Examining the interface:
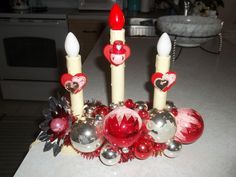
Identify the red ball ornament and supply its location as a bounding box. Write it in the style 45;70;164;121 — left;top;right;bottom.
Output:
171;108;178;117
125;99;135;109
134;137;154;160
174;108;204;144
103;106;142;147
95;106;110;116
138;110;150;120
109;3;125;30
50;117;68;133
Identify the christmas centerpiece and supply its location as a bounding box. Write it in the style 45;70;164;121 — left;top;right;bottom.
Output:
38;3;204;165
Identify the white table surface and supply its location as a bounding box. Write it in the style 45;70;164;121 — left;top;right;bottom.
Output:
14;30;236;177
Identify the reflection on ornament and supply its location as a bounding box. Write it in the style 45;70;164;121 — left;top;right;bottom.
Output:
174;108;204;144
70;122;104;153
146;110;177;143
164;140;182;158
100;144;121;166
103;106;142;147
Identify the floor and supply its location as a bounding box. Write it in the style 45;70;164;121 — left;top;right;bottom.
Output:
0;98;47;177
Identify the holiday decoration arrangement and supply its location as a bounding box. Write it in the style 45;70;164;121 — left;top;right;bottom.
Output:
38;4;204;166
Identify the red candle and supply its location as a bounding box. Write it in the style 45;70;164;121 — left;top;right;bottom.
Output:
109;3;125;30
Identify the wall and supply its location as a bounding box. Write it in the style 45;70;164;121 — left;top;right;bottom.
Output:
40;0;77;8
218;0;236;30
217;0;236;44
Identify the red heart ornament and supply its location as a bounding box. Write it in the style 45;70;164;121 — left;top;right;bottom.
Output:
61;73;87;94
151;72;176;92
103;40;131;66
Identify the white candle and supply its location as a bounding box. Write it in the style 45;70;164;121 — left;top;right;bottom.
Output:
153;33;172;110
109;4;126;104
110;30;125;104
65;32;84;120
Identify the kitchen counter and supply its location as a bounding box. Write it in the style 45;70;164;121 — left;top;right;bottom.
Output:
0;8;109;19
13;29;236;177
0;8;167;20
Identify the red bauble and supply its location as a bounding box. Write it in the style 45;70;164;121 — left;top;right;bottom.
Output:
171;108;178;117
174;108;204;144
50;117;68;133
125;99;135;109
138;110;150;120
94;106;110;116
103;107;142;147
134;137;154;160
109;3;125;30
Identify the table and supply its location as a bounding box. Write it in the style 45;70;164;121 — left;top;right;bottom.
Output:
14;29;236;177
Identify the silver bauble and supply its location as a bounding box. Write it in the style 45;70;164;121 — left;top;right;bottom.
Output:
84;106;94;118
94;114;103;121
70;122;104;153
100;144;121;166
122;147;129;154
146;111;177;143
109;103;118;110
148;108;158;118
165;101;176;111
135;101;148;110
164;140;182;158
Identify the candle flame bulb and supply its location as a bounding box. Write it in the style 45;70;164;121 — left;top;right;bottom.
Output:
157;33;172;57
109;3;125;30
65;32;80;57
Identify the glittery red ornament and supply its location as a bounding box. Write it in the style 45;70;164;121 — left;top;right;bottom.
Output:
50;117;68;133
138;110;150;120
171;108;178;117
125;99;135;109
94;106;110;116
109;3;125;30
174;108;204;144
134;137;154;160
103;107;142;147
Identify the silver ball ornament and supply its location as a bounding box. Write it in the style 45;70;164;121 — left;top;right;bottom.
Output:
70;122;104;153
146;111;177;143
135;101;148;110
84;106;95;118
100;144;121;166
148;108;158;118
109;103;118;110
165;101;176;112
164;140;182;158
122;147;129;154
94;114;104;125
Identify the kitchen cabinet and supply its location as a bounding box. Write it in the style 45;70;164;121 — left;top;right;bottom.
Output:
68;17;106;62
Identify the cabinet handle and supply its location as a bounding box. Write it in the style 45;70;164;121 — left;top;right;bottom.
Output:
82;30;98;34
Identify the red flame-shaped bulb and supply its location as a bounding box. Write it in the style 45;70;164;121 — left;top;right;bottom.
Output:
109;3;125;30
